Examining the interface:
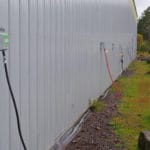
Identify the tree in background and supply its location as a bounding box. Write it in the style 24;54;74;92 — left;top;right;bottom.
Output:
138;7;150;53
137;33;150;53
137;34;143;48
138;7;150;41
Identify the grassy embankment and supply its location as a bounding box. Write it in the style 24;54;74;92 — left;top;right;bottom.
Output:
111;57;150;150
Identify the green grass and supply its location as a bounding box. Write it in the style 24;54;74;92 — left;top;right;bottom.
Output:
111;60;150;150
115;143;122;149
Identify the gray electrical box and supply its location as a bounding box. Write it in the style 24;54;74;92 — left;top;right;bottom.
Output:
0;28;9;50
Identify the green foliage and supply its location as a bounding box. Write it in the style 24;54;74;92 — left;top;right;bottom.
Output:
138;7;150;41
137;8;150;53
137;33;144;48
115;143;122;149
138;40;150;53
89;99;104;112
137;33;145;52
137;33;150;53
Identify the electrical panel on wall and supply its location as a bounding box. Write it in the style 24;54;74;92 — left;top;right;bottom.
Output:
0;27;9;50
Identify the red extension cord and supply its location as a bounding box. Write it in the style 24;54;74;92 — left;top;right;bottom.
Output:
103;48;121;98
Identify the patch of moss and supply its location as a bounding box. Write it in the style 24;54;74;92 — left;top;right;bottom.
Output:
89;99;104;112
115;143;122;149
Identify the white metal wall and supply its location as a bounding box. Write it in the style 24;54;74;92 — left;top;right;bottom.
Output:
0;0;137;150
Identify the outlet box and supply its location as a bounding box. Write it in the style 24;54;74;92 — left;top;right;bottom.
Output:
0;32;9;50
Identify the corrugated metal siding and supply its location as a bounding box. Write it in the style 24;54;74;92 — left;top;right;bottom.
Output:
0;0;137;149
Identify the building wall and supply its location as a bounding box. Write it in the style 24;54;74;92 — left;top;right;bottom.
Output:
0;0;137;150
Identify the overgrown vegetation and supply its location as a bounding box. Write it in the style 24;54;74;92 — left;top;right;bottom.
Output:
89;99;104;112
137;34;150;53
111;59;150;150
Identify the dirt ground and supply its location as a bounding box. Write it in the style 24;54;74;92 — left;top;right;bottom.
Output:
64;70;133;150
65;92;122;150
65;69;133;150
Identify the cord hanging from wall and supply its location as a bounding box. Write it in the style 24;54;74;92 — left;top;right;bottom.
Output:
0;28;27;150
100;42;121;98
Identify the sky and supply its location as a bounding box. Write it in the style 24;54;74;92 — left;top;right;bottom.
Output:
134;0;150;17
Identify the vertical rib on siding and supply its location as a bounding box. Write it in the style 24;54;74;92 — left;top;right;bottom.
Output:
9;0;20;149
29;0;38;149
